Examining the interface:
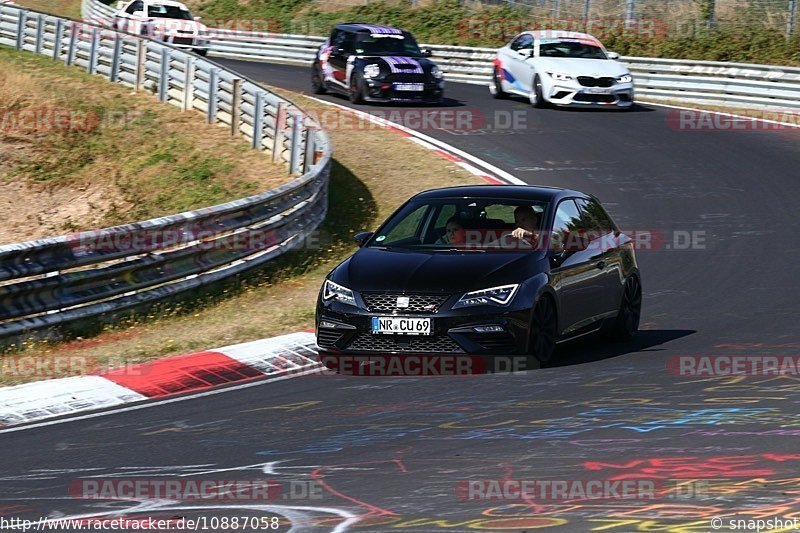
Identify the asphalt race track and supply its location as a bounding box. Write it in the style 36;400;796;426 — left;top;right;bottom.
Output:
2;60;800;532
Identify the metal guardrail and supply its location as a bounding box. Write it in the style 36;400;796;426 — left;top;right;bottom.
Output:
0;3;332;347
82;0;800;110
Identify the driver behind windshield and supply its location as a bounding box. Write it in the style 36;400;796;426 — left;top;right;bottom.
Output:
512;206;541;242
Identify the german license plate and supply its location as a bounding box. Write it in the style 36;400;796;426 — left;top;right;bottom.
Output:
585;87;611;94
394;83;424;91
371;316;432;335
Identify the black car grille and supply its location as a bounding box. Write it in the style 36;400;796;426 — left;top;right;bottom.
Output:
362;293;449;313
385;73;427;84
171;37;195;46
346;334;465;353
577;76;615;88
574;93;617;103
317;329;345;349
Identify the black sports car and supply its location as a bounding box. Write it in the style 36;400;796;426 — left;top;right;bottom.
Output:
315;185;641;373
311;23;444;104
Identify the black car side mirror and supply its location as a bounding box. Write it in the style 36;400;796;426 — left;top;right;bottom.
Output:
421;48;433;57
354;231;374;247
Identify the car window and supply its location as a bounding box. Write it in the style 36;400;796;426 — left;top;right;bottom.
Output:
147;4;192;19
510;34;533;51
576;197;617;234
539;40;607;59
125;0;143;14
331;29;349;50
375;205;429;245
551;199;582;251
354;32;422;57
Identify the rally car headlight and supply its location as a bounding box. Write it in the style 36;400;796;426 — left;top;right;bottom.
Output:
322;279;357;306
453;284;519;309
363;64;381;78
616;74;633;83
547;72;573;81
431;65;443;79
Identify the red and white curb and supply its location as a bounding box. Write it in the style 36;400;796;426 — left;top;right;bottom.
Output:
0;332;319;428
307;97;524;186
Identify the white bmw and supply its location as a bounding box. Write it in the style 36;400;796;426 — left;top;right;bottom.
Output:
490;30;634;109
114;0;210;56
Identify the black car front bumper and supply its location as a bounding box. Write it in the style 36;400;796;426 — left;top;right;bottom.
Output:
363;80;445;103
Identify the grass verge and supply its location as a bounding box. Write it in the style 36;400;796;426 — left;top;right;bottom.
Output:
9;0;82;19
0;90;481;385
0;46;290;243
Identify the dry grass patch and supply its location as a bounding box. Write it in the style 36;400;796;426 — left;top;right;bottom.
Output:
1;90;482;385
0;46;290;243
10;0;82;19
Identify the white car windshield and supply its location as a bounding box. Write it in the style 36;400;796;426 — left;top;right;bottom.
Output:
147;5;193;19
539;40;607;59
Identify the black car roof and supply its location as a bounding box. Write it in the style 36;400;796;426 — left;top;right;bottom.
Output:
335;22;405;34
411;185;589;202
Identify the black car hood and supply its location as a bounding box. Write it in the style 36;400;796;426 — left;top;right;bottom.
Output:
334;248;542;293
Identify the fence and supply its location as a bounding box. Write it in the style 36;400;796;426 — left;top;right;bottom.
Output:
0;3;332;347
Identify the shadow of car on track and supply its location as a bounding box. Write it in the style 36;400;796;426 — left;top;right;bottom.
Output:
548;328;696;368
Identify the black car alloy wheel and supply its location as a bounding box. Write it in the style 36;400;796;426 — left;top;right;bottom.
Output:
349;74;365;104
603;275;642;341
529;296;557;365
311;65;326;94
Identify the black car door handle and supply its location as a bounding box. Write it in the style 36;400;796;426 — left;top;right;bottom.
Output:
596;261;606;270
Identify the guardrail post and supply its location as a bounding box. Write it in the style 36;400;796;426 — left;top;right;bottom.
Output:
88;27;99;74
303;125;316;173
272;102;287;163
53;19;64;60
624;0;635;29
158;47;170;102
182;56;195;111
789;0;797;35
134;39;145;92
582;0;590;31
207;67;219;123
289;113;303;174
252;91;266;149
66;21;77;66
35;14;44;55
15;10;26;51
552;0;560;19
230;78;242;136
110;35;123;82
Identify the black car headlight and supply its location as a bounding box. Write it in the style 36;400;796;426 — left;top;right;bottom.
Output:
322;279;357;306
430;65;443;80
453;284;519;309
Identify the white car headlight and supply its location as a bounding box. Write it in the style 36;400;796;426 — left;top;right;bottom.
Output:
431;65;443;79
616;74;633;83
363;64;381;78
547;72;573;82
322;280;357;306
453;284;519;309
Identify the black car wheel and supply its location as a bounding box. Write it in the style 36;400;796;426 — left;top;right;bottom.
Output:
602;275;642;341
311;64;326;95
490;67;507;99
349;73;365;104
529;295;557;365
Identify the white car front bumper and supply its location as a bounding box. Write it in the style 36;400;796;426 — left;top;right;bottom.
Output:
545;78;634;108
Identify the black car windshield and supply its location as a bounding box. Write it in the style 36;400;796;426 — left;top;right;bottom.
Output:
148;5;193;19
354;32;423;57
539;40;607;59
367;198;550;252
